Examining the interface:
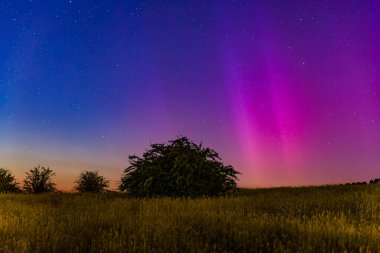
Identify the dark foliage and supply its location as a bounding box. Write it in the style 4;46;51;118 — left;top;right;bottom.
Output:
75;170;109;193
346;181;367;185
369;178;380;184
23;166;56;193
0;168;21;193
119;136;240;197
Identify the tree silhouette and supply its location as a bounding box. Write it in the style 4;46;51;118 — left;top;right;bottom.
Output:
119;136;240;197
23;166;56;193
75;170;109;193
0;168;20;193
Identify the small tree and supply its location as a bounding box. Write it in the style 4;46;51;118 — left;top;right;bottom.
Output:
23;166;56;193
119;136;240;197
74;170;109;193
0;168;20;193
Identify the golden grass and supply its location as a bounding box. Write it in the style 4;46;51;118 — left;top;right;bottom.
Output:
0;184;380;252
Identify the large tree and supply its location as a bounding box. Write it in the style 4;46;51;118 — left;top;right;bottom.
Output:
74;170;109;193
119;137;240;197
23;166;56;193
0;168;20;193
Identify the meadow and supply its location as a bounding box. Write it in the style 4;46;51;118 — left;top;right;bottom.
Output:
0;184;380;253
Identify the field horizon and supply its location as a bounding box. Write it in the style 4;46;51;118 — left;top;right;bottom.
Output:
8;176;380;193
7;167;378;193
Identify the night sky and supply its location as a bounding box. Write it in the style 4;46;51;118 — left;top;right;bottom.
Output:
1;0;380;190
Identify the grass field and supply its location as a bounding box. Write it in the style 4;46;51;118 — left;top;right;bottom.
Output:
1;184;380;253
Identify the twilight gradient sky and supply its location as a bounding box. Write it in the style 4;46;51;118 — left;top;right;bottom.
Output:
1;0;380;190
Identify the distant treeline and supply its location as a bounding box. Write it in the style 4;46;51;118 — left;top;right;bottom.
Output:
345;178;380;185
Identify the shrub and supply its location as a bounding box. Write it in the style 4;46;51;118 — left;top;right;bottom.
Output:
0;168;21;193
119;136;240;197
75;170;109;193
23;166;56;193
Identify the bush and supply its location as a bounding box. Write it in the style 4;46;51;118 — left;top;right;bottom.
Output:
119;136;240;197
75;170;109;193
23;166;56;193
0;168;21;193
